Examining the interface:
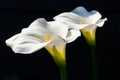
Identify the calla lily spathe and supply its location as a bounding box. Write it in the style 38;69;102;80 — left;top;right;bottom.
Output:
6;18;80;54
53;6;107;80
72;7;107;42
53;7;107;41
5;18;80;65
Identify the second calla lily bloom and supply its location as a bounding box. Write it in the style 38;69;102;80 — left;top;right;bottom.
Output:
53;6;107;80
54;6;107;29
53;6;107;43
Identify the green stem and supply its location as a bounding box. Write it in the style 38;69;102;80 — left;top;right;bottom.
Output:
90;43;98;80
81;29;98;80
59;65;67;80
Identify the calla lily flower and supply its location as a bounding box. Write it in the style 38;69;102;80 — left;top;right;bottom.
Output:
53;7;107;80
72;7;107;43
5;18;80;66
53;6;107;43
5;18;81;80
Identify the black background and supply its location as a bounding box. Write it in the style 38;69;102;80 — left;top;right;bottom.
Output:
0;0;120;80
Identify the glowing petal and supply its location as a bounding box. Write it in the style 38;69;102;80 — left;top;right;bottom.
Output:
12;35;50;54
54;12;82;23
5;18;53;54
72;6;102;24
45;36;66;63
71;6;90;17
6;34;20;47
48;21;68;39
96;18;107;27
63;30;81;43
59;20;88;29
54;14;88;30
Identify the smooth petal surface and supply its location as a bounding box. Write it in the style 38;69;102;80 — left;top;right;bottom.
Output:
29;18;47;28
6;34;20;47
96;18;107;27
81;25;97;33
6;18;53;54
11;34;50;54
47;21;81;43
63;29;81;43
54;7;102;30
71;7;91;17
72;6;102;24
57;20;88;30
54;12;88;29
22;18;51;37
45;36;66;62
47;21;68;39
54;12;82;23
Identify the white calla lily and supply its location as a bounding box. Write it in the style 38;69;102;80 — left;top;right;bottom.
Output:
6;18;81;80
54;12;89;29
6;18;53;54
6;18;80;53
54;6;107;30
69;7;107;80
53;6;107;80
5;18;81;66
72;6;107;43
54;6;107;44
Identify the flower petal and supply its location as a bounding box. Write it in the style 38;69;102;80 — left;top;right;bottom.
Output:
46;36;66;50
47;21;81;43
5;18;54;54
6;34;20;47
54;13;88;29
96;18;107;27
47;21;68;39
87;10;102;24
81;25;97;33
72;6;102;24
22;18;50;37
63;29;81;43
58;20;88;30
9;34;50;54
71;6;90;17
45;36;66;64
54;12;82;23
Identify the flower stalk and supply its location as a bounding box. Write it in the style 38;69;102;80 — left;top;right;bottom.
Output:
53;6;107;80
81;30;98;80
45;45;67;80
90;43;98;80
59;64;67;80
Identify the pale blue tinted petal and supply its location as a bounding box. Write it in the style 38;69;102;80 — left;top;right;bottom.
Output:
71;6;90;17
72;6;102;24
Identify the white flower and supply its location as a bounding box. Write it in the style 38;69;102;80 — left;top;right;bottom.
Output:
53;6;107;43
53;6;107;31
6;18;81;54
5;18;81;65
